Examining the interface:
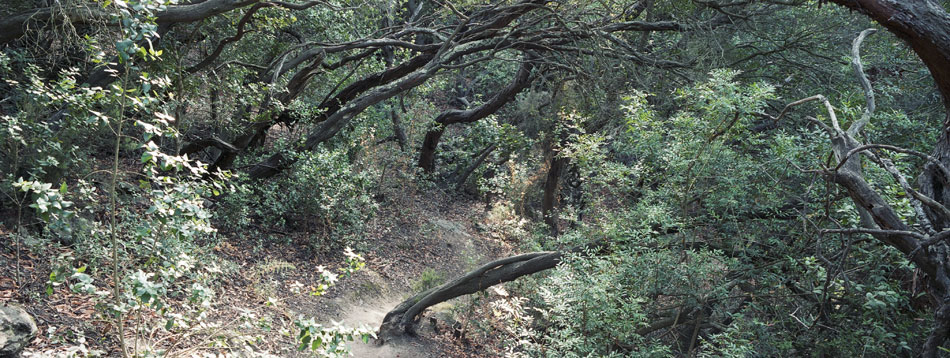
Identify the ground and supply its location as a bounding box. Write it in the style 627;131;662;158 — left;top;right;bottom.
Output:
0;178;519;357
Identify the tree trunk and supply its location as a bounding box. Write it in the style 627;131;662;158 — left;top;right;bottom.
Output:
377;236;612;343
389;100;408;150
824;2;950;356
455;144;496;190
418;128;444;173
377;251;563;342
416;55;536;172
919;124;950;232
542;156;566;236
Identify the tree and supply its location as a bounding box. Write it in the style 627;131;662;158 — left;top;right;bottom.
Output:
8;0;950;356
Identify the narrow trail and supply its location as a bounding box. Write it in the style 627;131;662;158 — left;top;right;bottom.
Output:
298;196;512;357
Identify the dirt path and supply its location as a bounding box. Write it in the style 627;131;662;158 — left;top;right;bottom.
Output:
302;197;511;357
5;185;512;357
337;296;425;358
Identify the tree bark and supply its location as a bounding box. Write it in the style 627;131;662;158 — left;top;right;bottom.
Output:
248;53;447;178
377;237;613;343
181;51;437;162
455;143;496;191
389;100;408;150
0;0;261;44
377;251;563;342
416;56;536;172
827;1;950;105
418;128;445;173
247;0;550;178
542;156;566;236
823;3;950;356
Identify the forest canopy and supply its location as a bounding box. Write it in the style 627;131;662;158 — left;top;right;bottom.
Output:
3;0;950;357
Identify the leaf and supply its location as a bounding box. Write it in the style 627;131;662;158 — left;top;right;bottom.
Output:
33;197;49;213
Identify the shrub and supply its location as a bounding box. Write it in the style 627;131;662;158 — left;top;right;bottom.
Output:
412;268;446;292
219;146;377;249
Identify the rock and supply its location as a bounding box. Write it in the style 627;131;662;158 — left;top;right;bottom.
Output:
0;304;37;358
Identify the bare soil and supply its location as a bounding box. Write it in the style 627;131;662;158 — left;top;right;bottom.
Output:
1;181;514;357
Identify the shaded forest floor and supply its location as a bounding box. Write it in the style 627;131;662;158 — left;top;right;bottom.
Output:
0;176;520;357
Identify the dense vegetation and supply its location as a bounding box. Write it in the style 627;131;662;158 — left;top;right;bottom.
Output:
3;0;950;357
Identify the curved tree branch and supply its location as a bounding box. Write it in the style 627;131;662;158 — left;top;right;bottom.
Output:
846;28;877;136
377;238;609;343
418;52;537;172
186;2;273;73
1;0;259;44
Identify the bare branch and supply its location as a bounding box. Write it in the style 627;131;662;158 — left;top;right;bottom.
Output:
770;95;840;133
186;2;271;73
846;28;877;136
864;150;937;234
836;144;950;180
821;228;925;239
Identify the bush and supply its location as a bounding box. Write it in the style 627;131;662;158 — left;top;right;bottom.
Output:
219;146;377;249
412;268;446;292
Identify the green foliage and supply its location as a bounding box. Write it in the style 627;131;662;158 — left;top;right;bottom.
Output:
219;146;377;249
412;268;446;293
514;246;739;358
485;67;931;356
295;318;375;357
2;3;240;355
1;64;101;216
293;248;374;357
2;0;946;356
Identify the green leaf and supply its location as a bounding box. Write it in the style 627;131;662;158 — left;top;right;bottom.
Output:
34;197;49;212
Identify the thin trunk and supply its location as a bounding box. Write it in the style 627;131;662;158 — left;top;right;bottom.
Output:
456;143;496;190
390;101;408;150
542;156;566;236
210;87;219;123
110;72;130;358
